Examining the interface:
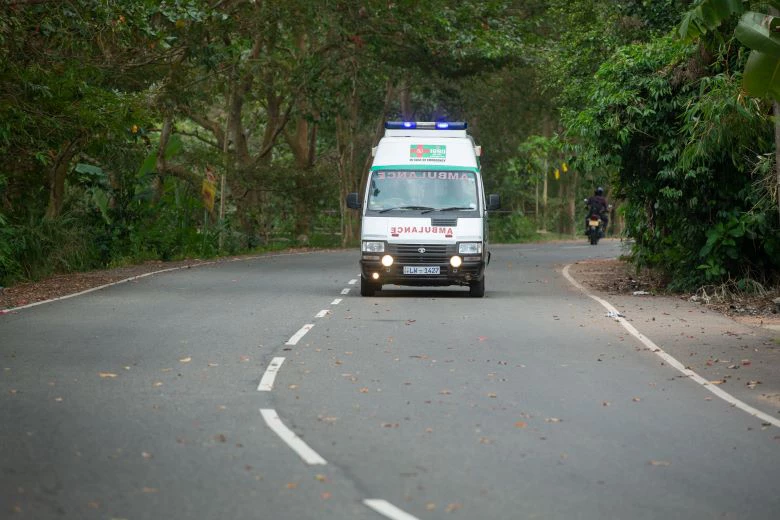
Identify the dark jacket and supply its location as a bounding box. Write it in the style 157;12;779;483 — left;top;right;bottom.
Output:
586;195;608;216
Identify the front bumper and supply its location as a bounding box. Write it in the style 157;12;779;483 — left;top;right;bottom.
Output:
360;243;487;287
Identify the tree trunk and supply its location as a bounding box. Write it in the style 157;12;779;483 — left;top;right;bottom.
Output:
45;139;80;219
775;101;780;226
541;158;548;233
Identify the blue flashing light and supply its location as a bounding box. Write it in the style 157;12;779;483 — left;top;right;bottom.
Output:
385;121;467;130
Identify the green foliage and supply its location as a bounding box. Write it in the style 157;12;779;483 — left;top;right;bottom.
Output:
489;212;540;243
567;32;779;290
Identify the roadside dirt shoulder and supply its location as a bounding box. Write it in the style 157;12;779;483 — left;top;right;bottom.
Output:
567;259;780;423
0;248;320;311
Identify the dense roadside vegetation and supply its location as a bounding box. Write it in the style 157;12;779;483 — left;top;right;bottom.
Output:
1;0;778;292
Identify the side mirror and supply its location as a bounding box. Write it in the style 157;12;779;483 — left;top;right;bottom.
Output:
346;192;360;209
486;194;501;211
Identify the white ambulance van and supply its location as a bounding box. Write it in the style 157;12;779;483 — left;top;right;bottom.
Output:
346;121;500;297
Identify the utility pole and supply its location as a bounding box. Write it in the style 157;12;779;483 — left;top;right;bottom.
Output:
219;90;232;251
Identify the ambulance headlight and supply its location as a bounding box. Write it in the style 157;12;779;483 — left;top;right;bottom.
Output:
362;241;385;253
450;256;463;268
458;242;482;255
381;255;394;267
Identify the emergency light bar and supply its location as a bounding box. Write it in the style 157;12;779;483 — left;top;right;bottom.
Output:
385;121;467;130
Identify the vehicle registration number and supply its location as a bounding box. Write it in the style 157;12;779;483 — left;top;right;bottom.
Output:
403;266;440;275
589;219;600;226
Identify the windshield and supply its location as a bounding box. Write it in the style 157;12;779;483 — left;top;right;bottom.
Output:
366;170;478;212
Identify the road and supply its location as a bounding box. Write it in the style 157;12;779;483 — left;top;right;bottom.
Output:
2;241;779;519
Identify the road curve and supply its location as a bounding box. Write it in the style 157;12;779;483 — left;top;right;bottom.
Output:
2;241;778;520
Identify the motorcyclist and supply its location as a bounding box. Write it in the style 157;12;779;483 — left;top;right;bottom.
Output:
584;187;609;235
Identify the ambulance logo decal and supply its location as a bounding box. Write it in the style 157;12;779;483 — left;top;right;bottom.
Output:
390;226;454;238
409;144;446;162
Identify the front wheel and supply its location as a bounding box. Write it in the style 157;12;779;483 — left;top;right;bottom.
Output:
469;277;485;298
589;232;599;245
360;276;380;297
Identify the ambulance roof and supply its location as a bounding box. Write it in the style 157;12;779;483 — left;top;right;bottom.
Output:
371;122;479;171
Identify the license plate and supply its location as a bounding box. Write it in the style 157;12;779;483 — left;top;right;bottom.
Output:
403;266;440;275
589;219;600;226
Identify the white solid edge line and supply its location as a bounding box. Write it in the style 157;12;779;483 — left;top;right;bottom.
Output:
260;409;326;465
331;298;343;305
1;249;328;314
315;310;329;318
562;264;780;428
2;265;213;313
257;357;285;391
285;324;314;346
341;288;351;295
348;279;358;285
363;499;420;520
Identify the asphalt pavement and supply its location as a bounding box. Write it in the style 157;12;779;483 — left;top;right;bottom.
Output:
1;241;778;520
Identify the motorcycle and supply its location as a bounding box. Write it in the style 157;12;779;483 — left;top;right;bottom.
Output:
583;198;609;245
586;213;603;245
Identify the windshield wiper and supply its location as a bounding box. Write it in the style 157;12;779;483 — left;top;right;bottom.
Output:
421;206;474;214
378;205;435;213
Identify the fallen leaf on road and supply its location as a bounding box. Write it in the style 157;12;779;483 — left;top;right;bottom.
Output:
286;482;298;490
315;474;328;482
153;381;163;387
545;417;562;423
214;434;227;443
179;357;192;363
359;387;369;393
747;381;761;389
632;397;641;402
320;492;332;500
515;421;527;428
445;503;463;513
488;393;497;398
708;380;725;385
426;503;437;511
99;372;117;379
439;389;452;395
141;452;152;460
649;460;670;466
142;487;158;493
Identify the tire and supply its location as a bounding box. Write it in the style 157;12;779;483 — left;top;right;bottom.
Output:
360;276;379;297
469;277;485;297
589;230;599;245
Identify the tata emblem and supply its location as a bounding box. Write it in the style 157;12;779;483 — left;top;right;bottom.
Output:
417;247;426;254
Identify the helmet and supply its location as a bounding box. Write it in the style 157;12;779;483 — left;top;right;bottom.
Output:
595;187;604;196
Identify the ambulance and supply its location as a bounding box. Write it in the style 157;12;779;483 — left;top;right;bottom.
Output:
346;121;500;297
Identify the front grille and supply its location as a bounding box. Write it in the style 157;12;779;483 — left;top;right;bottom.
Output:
431;218;458;227
391;244;450;265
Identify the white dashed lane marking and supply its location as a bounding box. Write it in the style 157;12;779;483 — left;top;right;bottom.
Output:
363;499;420;520
285;324;314;346
315;310;330;318
331;298;343;305
260;409;327;465
257;357;285;391
348;279;357;285
341;288;351;295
